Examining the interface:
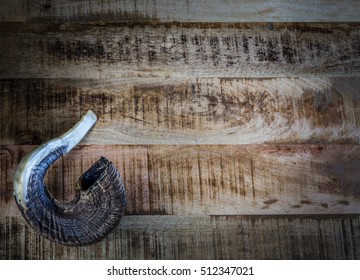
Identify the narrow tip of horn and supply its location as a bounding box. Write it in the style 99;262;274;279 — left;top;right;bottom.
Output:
57;110;98;154
85;110;97;124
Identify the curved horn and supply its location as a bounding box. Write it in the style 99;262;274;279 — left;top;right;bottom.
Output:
13;110;126;246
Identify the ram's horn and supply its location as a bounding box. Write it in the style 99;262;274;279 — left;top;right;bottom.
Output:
13;110;126;246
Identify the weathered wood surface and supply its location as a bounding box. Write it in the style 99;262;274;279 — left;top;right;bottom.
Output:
1;77;360;145
1;0;360;23
1;215;360;259
1;0;360;261
1;23;360;78
2;145;360;217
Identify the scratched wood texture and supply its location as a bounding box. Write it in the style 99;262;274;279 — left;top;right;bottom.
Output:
1;77;360;145
2;145;360;217
1;0;360;23
1;22;360;79
1;0;360;260
2;215;360;260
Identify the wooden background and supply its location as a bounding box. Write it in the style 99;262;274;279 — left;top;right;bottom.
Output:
1;0;360;259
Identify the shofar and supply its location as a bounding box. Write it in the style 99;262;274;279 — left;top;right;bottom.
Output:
13;110;126;246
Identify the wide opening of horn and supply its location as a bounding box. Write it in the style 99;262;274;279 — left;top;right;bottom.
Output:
77;157;110;191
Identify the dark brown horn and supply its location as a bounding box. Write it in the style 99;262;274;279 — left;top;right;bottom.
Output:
13;111;126;246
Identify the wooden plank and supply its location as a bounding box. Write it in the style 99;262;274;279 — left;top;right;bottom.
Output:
2;144;360;217
1;215;360;259
1;0;360;23
0;0;27;22
1;23;359;78
1;77;360;145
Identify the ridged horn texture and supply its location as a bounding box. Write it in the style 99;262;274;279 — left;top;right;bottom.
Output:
13;110;126;246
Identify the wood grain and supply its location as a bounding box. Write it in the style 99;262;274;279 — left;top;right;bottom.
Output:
1;23;359;78
1;0;360;261
1;0;360;23
2;144;360;217
1;77;360;145
1;215;360;259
